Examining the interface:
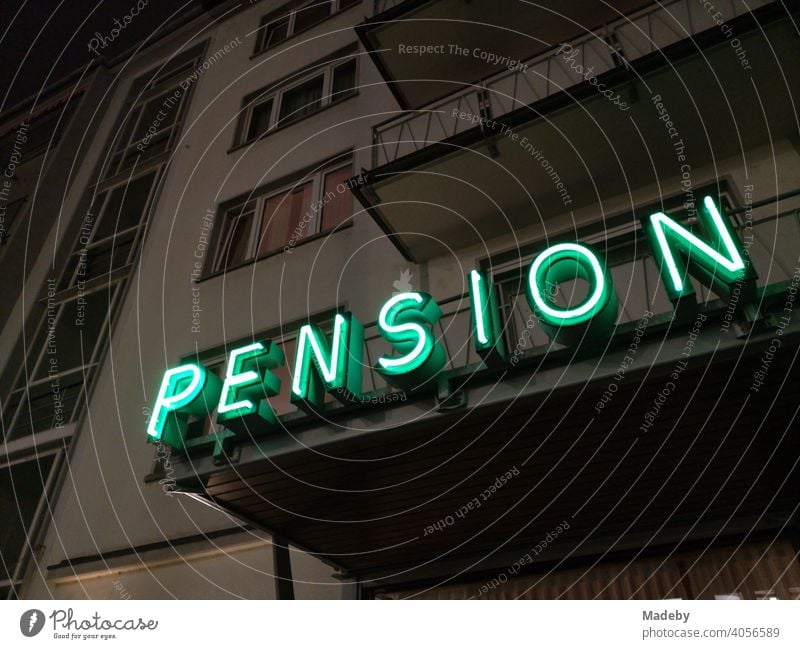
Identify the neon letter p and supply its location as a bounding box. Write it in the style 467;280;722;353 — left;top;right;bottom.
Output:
147;364;220;449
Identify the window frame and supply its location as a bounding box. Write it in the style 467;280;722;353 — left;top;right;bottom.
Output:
210;160;354;274
1;46;205;448
1;283;122;441
0;449;62;591
237;54;359;145
254;0;360;55
102;76;193;182
57;168;161;293
0;197;27;246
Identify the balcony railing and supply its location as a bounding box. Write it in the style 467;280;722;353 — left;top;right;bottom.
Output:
371;0;772;167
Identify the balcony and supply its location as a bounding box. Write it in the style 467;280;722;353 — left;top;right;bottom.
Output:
165;189;800;586
352;0;793;261
358;0;658;110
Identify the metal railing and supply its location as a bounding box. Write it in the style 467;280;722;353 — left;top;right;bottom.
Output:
371;0;772;167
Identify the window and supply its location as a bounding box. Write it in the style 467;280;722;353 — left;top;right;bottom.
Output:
0;103;76;164
255;1;359;54
321;166;352;230
238;53;358;144
215;202;257;271
331;60;357;101
293;1;333;33
0;198;26;246
260;15;290;50
103;72;192;180
259;182;313;255
0;454;57;584
2;287;116;441
246;98;274;141
277;76;324;127
58;170;159;291
212;161;353;273
1;47;204;445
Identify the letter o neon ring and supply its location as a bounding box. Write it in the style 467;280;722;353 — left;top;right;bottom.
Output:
527;243;613;326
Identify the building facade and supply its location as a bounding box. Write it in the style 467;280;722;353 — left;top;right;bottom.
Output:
2;0;800;599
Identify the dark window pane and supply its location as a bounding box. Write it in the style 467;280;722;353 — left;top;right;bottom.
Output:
338;0;360;8
120;148;143;174
321;166;352;230
151;55;196;88
23;110;68;156
260;16;290;50
246;99;274;141
215;209;255;271
93;173;156;241
331;60;357;101
1;390;24;440
278;76;323;126
138;132;170;162
106;152;123;177
131;92;178;143
114;105;141;152
0;132;16;166
0;198;27;245
0;455;56;581
293;1;332;34
76;233;135;285
23;312;53;381
57;256;81;292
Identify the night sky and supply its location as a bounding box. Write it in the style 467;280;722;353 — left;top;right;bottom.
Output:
0;0;195;110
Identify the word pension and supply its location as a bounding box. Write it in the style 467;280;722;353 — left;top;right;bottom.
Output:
148;196;757;450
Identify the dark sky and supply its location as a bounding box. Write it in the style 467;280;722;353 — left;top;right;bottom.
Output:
0;0;196;110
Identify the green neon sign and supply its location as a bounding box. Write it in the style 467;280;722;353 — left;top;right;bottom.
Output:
468;269;507;365
146;194;770;451
147;364;221;449
217;341;284;434
526;242;617;345
290;312;364;411
644;195;756;306
376;291;446;390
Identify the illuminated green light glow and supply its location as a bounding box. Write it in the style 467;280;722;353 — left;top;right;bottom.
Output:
471;271;490;345
290;313;364;410
217;341;284;433
147;364;221;449
644;195;756;303
468;270;507;364
376;291;446;391
526;243;617;346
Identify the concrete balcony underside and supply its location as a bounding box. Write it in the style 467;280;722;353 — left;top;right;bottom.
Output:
358;0;658;110
353;2;795;262
170;300;800;585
